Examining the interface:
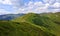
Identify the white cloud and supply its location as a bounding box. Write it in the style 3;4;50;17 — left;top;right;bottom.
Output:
43;0;49;3
0;8;18;15
0;0;60;14
43;0;56;4
52;2;60;8
34;2;45;7
0;0;24;7
0;9;11;15
49;9;60;13
17;1;50;13
17;1;60;13
17;8;27;13
0;0;12;5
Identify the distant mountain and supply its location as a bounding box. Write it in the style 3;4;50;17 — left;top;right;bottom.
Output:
0;14;24;20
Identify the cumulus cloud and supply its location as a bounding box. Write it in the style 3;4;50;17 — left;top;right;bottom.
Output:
0;0;24;7
0;0;60;14
43;0;56;4
0;0;12;5
0;8;19;15
52;2;60;8
17;1;60;13
17;1;50;13
0;9;11;15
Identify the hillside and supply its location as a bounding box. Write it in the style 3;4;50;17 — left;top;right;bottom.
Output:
0;12;60;36
0;21;54;36
12;12;60;36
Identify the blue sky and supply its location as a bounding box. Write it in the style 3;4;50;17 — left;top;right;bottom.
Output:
0;0;60;14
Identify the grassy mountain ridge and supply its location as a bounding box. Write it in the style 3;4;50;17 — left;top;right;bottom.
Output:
0;21;54;36
12;12;60;36
0;12;60;36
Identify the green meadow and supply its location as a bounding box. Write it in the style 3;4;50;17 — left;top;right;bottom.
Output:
0;12;60;36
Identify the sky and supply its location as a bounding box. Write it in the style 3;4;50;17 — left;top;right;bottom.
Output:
0;0;60;14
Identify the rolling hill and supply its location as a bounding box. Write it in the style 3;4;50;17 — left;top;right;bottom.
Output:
0;21;54;36
12;12;60;36
0;12;60;36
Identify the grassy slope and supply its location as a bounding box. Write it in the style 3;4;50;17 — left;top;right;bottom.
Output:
12;12;60;36
40;12;60;36
0;12;60;36
0;21;54;36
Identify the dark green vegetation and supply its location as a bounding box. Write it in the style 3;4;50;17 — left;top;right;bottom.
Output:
0;21;54;36
0;12;60;36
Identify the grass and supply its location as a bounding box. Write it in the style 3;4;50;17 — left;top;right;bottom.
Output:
0;12;60;36
0;21;54;36
12;12;60;36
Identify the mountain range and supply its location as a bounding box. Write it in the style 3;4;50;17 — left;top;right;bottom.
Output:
0;12;60;36
0;14;24;20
